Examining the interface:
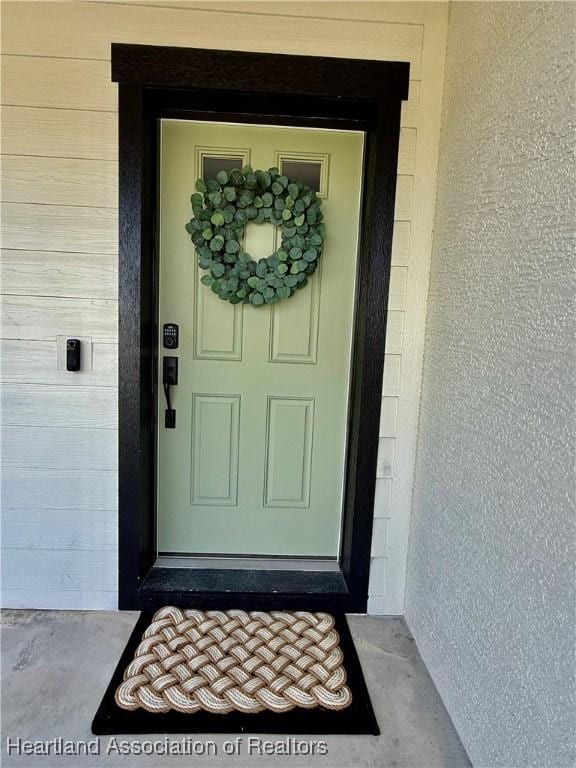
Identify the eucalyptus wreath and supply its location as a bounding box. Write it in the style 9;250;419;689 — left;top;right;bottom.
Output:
185;165;326;306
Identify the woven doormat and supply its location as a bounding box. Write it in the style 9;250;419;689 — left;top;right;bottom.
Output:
116;607;352;714
92;609;379;735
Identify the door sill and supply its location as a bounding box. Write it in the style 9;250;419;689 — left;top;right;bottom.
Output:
134;565;354;612
154;555;340;572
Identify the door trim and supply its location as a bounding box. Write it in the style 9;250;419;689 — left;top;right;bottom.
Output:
113;44;409;612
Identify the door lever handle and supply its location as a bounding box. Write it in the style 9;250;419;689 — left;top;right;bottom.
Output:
162;356;178;428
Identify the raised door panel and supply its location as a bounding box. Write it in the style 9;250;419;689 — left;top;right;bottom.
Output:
263;397;314;508
193;267;243;360
269;263;321;364
190;394;240;506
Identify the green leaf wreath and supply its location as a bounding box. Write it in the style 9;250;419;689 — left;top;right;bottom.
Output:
185;166;326;306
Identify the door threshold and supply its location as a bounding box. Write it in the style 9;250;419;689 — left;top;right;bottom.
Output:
154;555;340;572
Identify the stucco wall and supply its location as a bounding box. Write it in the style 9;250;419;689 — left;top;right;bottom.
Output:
0;1;448;613
405;2;575;766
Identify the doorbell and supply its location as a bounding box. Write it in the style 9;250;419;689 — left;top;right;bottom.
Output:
66;339;81;371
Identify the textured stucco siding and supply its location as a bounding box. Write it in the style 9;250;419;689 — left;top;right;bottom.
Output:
405;3;575;767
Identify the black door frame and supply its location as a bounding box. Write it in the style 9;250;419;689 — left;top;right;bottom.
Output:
112;44;409;612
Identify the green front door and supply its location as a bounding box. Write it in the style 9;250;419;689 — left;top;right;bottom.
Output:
157;120;364;558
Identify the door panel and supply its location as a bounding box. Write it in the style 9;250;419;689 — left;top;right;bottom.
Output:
263;396;315;508
190;394;240;506
157;120;364;557
269;259;322;364
193;267;243;360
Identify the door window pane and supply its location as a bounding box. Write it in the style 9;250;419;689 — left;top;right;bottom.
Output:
280;160;322;192
202;156;244;181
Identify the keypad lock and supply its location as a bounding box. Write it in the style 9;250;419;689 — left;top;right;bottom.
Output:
163;323;179;349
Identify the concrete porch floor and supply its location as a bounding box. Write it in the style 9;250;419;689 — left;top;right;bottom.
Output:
1;611;470;767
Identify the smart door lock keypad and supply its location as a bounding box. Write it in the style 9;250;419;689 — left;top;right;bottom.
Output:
163;323;179;349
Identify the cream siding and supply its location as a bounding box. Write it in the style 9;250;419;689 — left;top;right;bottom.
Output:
0;0;448;613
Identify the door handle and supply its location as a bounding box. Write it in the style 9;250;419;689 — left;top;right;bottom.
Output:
163;356;178;428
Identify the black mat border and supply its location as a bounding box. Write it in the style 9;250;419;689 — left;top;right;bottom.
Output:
92;612;379;735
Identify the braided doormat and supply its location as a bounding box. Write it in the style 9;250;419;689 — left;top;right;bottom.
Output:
115;607;352;714
92;610;379;735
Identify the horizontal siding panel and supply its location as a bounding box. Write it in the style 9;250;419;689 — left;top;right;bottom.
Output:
1;384;118;429
1;587;117;610
377;437;395;479
1;466;117;511
367;594;387;615
1;295;117;341
394;175;413;220
383;354;401;396
379;396;399;438
370;518;389;557
2;426;117;471
385;310;404;354
0;340;117;387
374;478;393;517
398;128;416;175
3;203;117;254
2;2;423;77
2;507;116;550
388;267;408;311
391;221;411;266
96;1;424;25
0;549;117;591
368;556;387;595
2;106;117;160
1;249;117;299
2;156;117;208
1;55;116;112
93;342;118;379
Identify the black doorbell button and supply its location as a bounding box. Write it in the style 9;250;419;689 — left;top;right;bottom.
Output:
163;323;179;349
66;339;81;372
